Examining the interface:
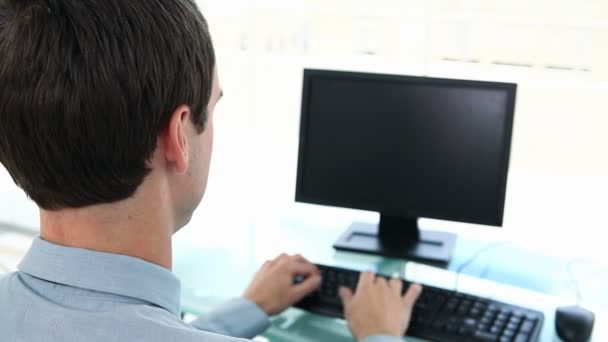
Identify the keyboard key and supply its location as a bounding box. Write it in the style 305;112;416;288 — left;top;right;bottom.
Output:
506;322;519;331
503;329;515;337
470;308;482;317
474;301;486;308
512;311;524;320
464;318;477;327
514;333;529;342
458;326;473;336
519;320;535;334
446;323;458;333
418;317;431;328
431;319;446;330
509;316;522;325
474;330;499;341
477;299;490;306
497;313;509;321
526;314;538;321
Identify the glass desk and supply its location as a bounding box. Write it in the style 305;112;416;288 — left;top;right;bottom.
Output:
174;209;607;342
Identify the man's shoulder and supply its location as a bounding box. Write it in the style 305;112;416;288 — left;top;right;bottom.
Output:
0;272;249;342
0;271;18;292
0;270;15;281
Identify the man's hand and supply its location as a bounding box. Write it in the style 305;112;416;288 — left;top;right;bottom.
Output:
243;254;321;316
339;272;423;341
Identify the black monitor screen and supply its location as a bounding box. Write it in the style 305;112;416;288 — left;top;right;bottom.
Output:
296;70;516;226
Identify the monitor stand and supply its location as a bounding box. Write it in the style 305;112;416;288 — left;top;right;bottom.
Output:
333;214;456;266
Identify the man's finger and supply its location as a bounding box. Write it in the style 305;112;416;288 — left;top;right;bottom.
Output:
338;286;353;307
375;275;390;288
290;274;322;302
290;260;319;276
389;275;403;295
358;271;375;290
275;253;290;266
402;283;423;307
291;254;309;263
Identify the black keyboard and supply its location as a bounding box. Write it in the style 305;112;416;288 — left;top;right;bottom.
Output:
294;264;544;342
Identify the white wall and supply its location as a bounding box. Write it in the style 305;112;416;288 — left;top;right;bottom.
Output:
195;0;608;263
198;0;608;176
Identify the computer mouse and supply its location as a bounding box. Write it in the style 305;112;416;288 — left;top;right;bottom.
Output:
555;305;594;342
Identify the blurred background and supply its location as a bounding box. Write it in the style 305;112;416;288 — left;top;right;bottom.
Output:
2;0;607;266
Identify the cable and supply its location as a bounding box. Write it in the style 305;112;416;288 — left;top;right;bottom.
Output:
565;258;608;306
566;258;584;305
453;241;510;291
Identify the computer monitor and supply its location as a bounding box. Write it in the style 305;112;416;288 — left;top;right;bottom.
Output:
295;69;516;265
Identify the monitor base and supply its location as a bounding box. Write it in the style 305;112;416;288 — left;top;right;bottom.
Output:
333;220;456;267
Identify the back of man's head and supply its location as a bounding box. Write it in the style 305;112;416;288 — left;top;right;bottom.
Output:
0;0;215;210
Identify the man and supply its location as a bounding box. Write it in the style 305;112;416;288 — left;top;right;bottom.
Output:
0;1;422;341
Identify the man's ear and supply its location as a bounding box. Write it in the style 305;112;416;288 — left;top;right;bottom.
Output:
162;105;191;174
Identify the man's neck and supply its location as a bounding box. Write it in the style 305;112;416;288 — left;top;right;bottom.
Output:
39;188;175;270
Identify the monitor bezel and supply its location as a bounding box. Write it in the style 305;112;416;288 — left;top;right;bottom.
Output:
295;69;517;227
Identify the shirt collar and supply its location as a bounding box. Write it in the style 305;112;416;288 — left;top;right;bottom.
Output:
18;236;181;316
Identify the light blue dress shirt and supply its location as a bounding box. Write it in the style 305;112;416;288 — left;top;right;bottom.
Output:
0;237;401;342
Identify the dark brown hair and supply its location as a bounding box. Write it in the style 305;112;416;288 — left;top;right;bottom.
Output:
0;0;215;209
